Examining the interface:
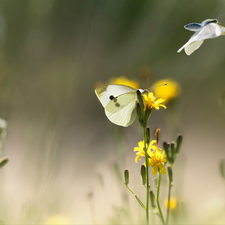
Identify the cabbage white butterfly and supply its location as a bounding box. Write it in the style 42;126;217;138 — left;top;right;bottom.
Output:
95;84;144;127
177;18;225;55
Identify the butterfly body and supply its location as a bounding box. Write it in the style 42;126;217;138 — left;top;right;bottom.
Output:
95;84;145;127
178;18;225;55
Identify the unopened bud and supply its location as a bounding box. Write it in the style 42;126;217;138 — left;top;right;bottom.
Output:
150;191;156;208
176;134;183;154
0;157;8;169
171;142;175;153
168;146;174;165
155;128;160;147
140;165;146;185
163;142;169;158
124;169;129;185
220;159;225;179
136;90;144;109
171;141;176;162
136;103;144;127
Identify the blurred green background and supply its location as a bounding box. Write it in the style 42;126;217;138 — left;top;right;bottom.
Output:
0;0;225;224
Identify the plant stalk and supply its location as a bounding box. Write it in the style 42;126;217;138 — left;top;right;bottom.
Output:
144;126;150;225
166;179;172;224
156;172;166;225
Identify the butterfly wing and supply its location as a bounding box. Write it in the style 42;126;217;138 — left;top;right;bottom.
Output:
95;84;136;107
184;40;204;55
105;92;137;113
105;92;137;127
184;23;202;31
178;23;221;54
191;23;221;41
219;24;225;35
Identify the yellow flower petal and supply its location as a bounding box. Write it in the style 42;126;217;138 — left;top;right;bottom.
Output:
159;164;167;174
156;148;162;157
152;165;158;175
158;104;167;109
148;150;154;157
134;147;140;152
148;147;167;175
156;98;165;104
142;92;166;111
149;140;156;146
134;141;146;163
135;155;140;163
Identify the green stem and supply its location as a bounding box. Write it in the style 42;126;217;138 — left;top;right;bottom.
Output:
125;185;146;210
143;127;150;225
166;179;172;224
125;185;135;195
156;172;166;225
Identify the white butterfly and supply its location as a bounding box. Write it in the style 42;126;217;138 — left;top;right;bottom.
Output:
177;18;225;55
95;84;145;127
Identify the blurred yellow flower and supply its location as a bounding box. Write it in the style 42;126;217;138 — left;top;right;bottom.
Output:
148;148;167;175
109;76;140;89
152;78;181;102
164;197;177;210
45;215;71;225
134;140;156;163
143;92;167;111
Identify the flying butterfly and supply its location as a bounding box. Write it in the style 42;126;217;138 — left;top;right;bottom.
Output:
177;18;225;55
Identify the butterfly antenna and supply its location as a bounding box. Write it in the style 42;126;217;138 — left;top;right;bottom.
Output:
217;12;225;19
147;83;167;91
146;76;150;89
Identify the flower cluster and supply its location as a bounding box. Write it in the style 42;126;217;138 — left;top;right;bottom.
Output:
134;140;167;175
148;148;167;175
143;92;167;110
134;140;156;163
136;91;167;128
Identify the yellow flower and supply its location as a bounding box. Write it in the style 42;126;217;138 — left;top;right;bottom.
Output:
45;215;71;225
148;148;167;175
164;197;177;211
152;78;181;102
143;92;167;110
109;76;140;89
134;140;156;163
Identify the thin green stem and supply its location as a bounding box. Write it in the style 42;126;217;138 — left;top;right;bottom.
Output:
143;127;150;225
125;185;135;195
125;185;146;210
156;172;166;225
166;180;172;224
